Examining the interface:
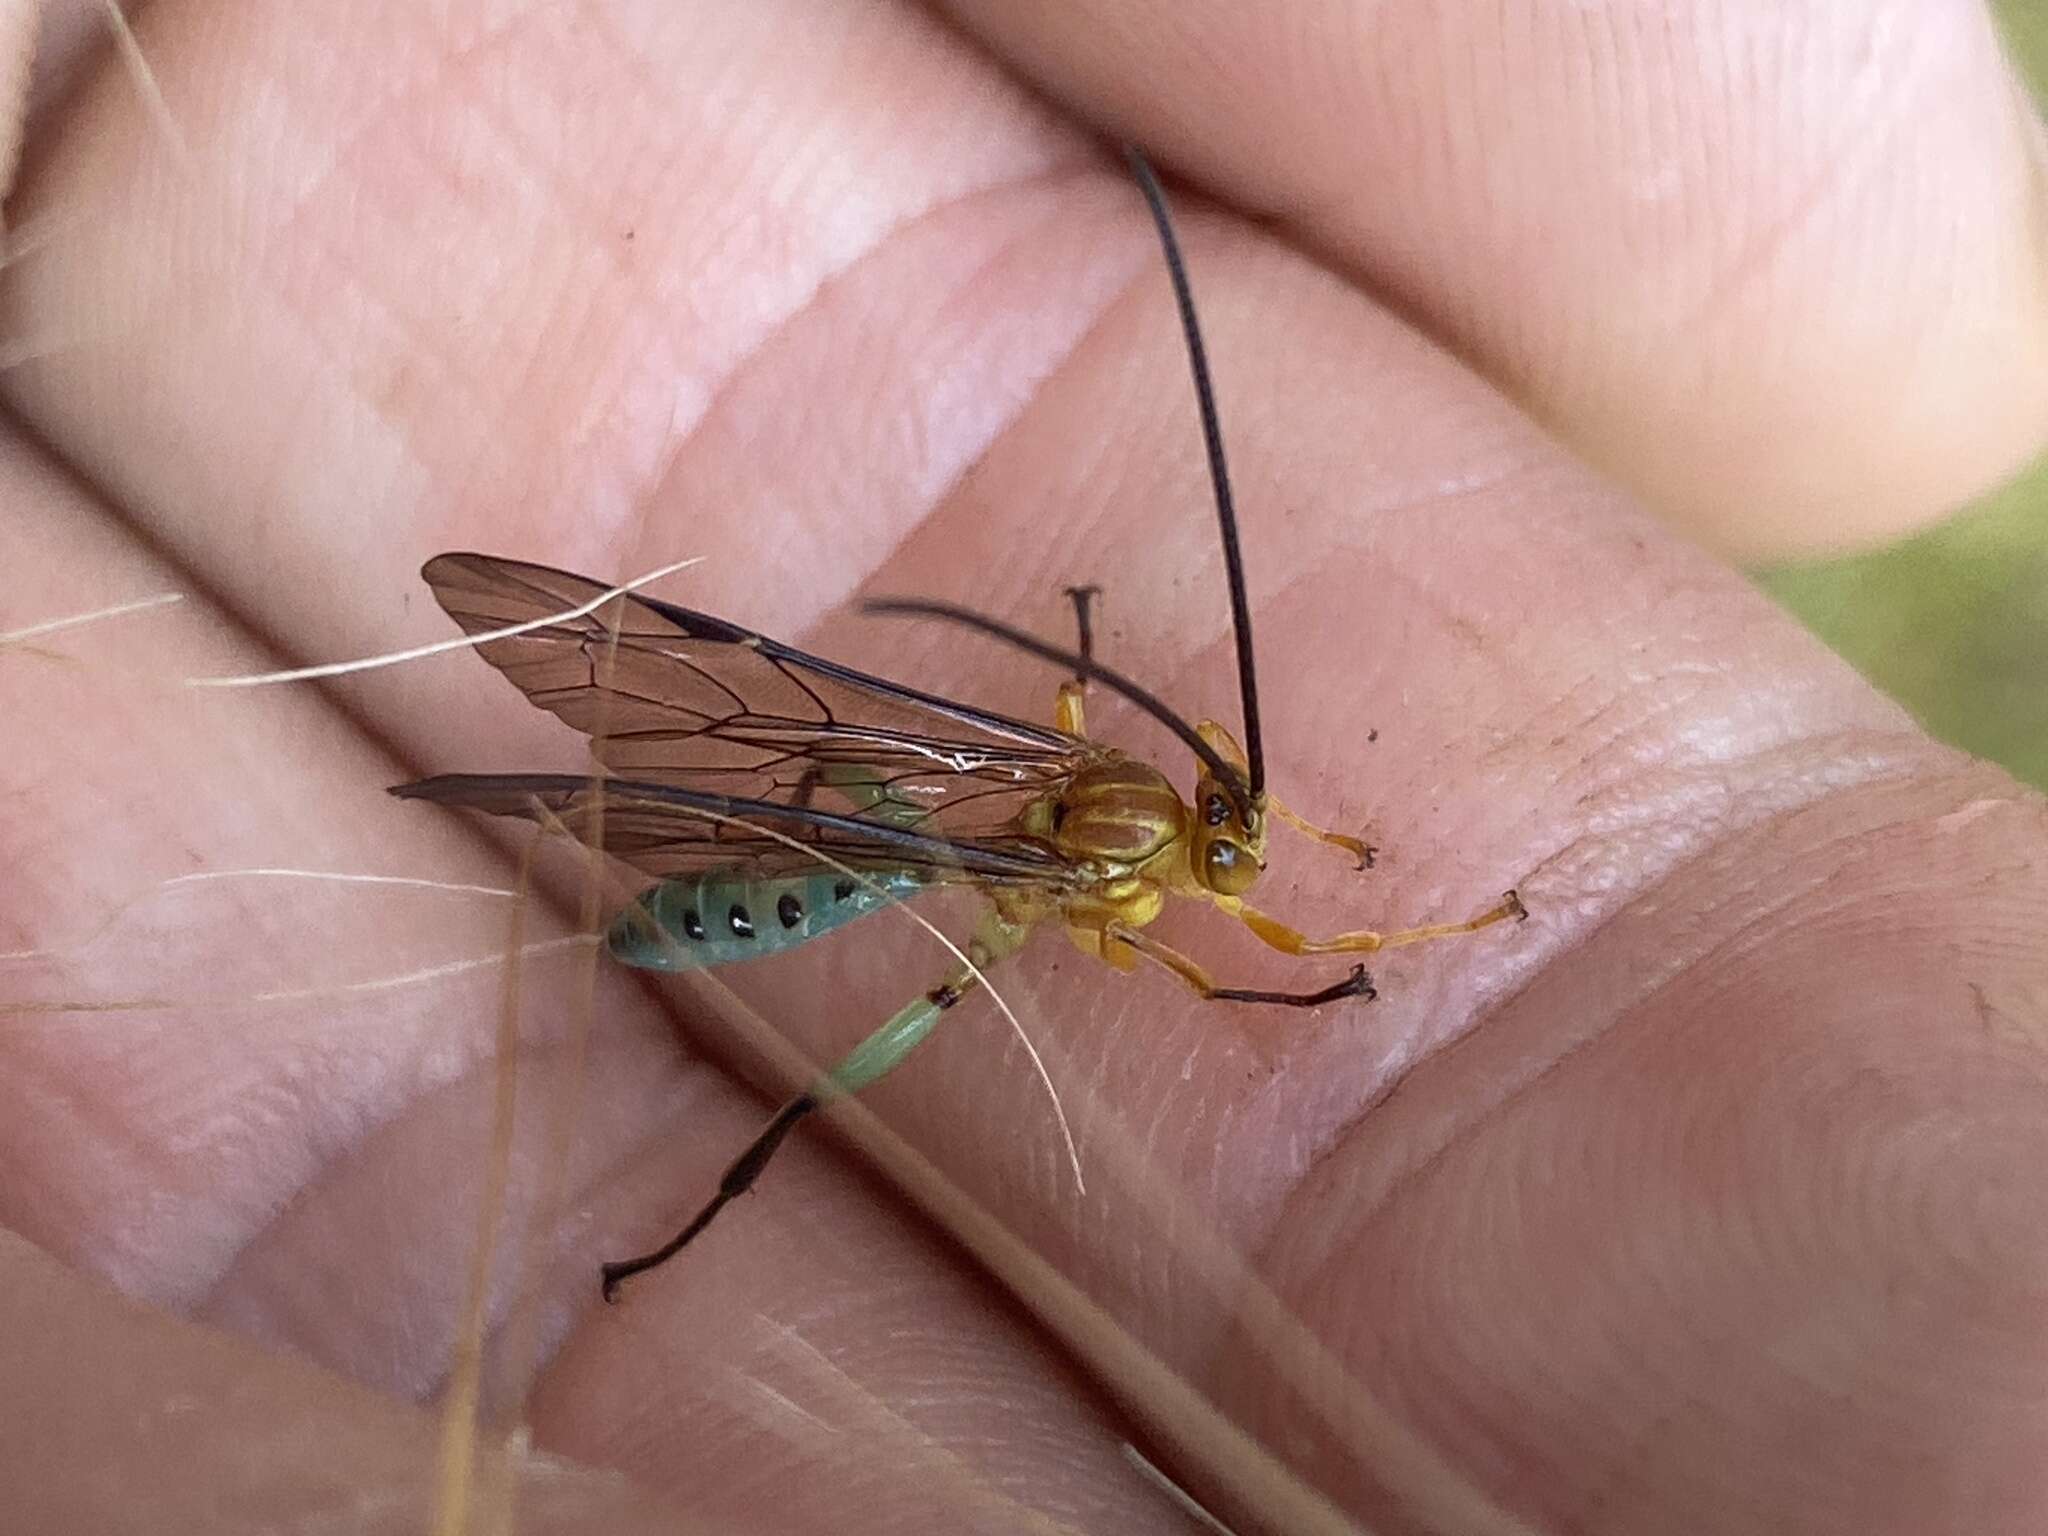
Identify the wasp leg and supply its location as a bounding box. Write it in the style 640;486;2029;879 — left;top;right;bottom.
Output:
1065;584;1103;674
600;910;1034;1300
598;1091;821;1300
1054;585;1103;735
1267;793;1376;870
1213;889;1527;958
1104;923;1376;1007
1055;681;1087;736
788;762;926;829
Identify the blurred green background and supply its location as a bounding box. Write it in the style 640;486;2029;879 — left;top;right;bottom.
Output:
1761;2;2047;789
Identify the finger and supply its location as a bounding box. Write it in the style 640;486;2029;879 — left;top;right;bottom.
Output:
0;0;1089;692
0;1236;685;1534
934;0;2048;559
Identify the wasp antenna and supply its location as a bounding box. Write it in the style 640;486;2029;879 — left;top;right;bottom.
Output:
1122;145;1265;803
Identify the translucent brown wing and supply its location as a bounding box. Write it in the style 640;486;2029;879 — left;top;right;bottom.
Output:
410;552;1098;851
390;774;1084;885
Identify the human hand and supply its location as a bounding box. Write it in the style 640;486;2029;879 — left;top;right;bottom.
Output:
4;3;2045;1533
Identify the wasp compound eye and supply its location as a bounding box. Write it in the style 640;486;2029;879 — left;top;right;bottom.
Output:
1203;837;1259;896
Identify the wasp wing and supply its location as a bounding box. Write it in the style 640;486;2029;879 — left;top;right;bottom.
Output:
391;774;1081;886
412;552;1093;843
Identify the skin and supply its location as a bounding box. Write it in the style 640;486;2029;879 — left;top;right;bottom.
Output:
2;2;2046;1532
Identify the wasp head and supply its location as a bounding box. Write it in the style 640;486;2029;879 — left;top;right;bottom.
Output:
1190;723;1265;896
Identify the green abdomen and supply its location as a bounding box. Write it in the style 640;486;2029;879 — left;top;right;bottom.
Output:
607;869;928;971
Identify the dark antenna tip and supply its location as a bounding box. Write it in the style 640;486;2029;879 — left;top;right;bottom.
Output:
1121;145;1266;802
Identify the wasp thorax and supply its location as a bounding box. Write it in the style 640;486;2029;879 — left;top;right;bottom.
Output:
1050;760;1186;865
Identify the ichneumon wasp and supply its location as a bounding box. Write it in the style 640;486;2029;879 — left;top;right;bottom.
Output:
392;148;1525;1300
